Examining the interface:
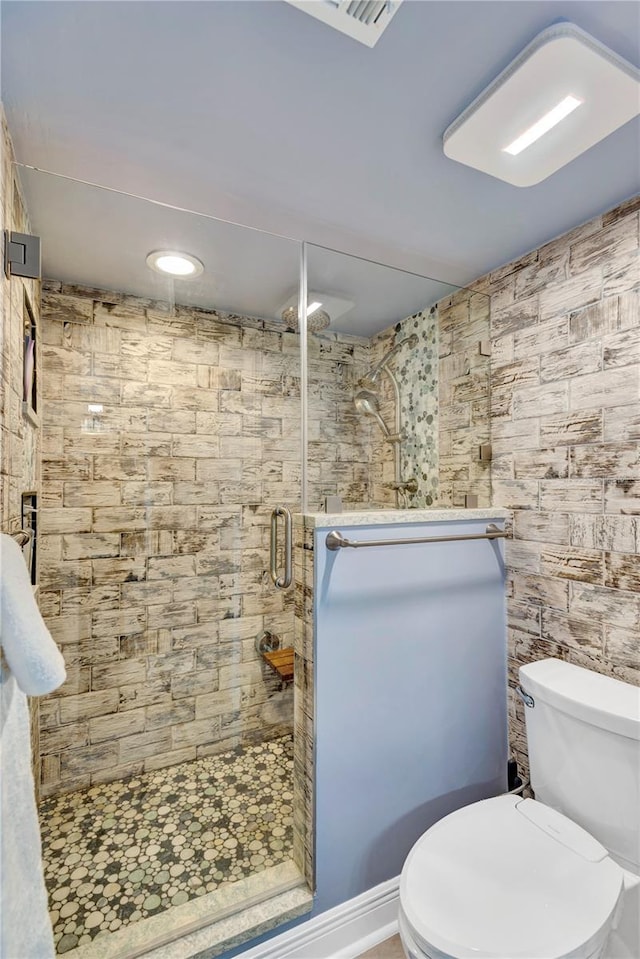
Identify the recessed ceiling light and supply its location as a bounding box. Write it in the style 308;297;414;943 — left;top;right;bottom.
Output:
443;23;640;187
307;301;323;316
146;250;204;278
503;95;583;156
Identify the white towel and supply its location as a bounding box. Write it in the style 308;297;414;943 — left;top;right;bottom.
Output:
1;533;66;959
0;534;66;696
1;670;56;959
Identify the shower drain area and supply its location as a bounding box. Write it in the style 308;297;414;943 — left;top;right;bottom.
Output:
40;735;294;954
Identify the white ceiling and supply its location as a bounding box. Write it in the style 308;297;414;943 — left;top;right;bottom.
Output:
1;1;639;335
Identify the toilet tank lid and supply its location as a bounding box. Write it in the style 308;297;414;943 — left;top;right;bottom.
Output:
519;659;640;741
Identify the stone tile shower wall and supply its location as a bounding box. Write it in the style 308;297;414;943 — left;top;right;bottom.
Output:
306;332;372;511
437;289;492;508
37;282;371;797
1;113;42;796
486;195;639;778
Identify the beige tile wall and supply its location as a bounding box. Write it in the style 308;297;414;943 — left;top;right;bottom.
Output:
437;289;492;508
485;195;640;777
1;112;42;796
306;332;372;511
38;282;371;797
365;325;396;507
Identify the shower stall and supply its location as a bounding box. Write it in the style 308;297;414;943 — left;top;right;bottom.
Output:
22;170;312;957
11;163;491;958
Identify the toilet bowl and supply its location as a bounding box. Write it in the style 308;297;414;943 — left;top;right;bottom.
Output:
398;659;640;959
399;795;624;959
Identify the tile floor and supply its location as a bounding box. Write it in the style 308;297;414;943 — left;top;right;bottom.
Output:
40;735;294;954
358;933;405;959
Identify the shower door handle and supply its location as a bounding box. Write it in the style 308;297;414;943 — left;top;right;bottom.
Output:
270;506;292;589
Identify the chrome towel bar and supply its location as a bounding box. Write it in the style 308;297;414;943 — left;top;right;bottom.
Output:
326;523;508;551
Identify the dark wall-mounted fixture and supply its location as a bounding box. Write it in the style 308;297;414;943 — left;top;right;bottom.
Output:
21;491;38;586
4;230;41;279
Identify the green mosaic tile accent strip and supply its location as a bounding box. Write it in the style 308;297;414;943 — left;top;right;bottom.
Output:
397;307;439;508
40;736;294;954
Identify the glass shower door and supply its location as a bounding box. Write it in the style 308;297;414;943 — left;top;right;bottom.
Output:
15;165;310;956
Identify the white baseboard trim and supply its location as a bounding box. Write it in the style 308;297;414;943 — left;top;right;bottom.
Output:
237;877;400;959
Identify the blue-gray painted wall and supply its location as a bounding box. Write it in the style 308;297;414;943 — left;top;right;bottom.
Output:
313;517;508;912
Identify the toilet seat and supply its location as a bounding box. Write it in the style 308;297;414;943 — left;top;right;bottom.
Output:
400;795;624;959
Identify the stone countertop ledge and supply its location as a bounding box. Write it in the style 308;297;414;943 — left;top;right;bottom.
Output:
300;507;511;528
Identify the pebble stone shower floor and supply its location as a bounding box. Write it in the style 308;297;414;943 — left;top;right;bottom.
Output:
40;735;294;954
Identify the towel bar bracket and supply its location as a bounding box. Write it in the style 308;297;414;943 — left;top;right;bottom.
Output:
5;529;33;547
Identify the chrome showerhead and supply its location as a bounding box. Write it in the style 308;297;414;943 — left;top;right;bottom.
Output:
282;305;331;333
354;389;391;437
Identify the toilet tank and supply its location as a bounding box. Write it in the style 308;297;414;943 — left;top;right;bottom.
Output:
519;658;640;874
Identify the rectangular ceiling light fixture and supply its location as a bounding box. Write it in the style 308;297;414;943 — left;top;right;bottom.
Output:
443;23;640;187
503;94;583;155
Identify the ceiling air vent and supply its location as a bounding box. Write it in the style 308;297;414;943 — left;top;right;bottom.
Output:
284;1;403;48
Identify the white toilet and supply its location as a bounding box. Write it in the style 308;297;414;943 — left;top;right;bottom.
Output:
399;658;640;959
